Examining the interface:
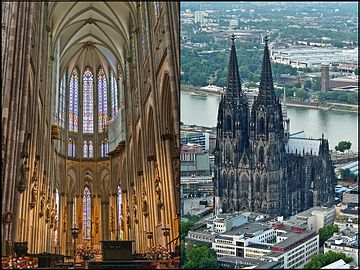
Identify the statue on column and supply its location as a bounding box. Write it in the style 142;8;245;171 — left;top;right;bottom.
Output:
29;181;38;208
50;202;56;228
17;158;29;193
154;164;163;207
63;206;68;233
45;197;51;223
132;190;138;224
39;190;45;217
94;216;99;234
32;157;39;182
141;178;148;216
110;206;115;232
126;204;131;228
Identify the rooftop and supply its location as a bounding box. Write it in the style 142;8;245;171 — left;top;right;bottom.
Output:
296;206;335;218
272;230;316;251
223;222;271;236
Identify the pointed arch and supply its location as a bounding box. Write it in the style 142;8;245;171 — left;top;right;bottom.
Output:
68;68;79;132
83;66;94;133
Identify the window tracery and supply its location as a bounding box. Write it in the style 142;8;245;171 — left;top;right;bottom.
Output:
83;67;94;133
98;68;108;132
110;71;119;117
69;69;79;132
82;186;91;242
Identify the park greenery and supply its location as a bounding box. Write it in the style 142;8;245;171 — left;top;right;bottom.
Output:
304;251;353;269
335;141;352;152
318;224;339;246
180;214;200;241
183;244;219;269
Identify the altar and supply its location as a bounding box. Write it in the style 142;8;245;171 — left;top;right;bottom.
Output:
100;240;134;261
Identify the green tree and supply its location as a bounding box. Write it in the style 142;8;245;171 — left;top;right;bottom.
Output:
355;67;359;75
180;215;200;241
319;224;339;246
184;245;219;269
340;168;357;181
335;141;352;152
311;77;321;92
304;251;353;269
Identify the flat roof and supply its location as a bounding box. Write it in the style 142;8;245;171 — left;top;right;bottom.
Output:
273;230;315;250
296;206;334;218
223;222;271;236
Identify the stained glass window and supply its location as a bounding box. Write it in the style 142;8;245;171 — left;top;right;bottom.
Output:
110;71;119;117
54;189;60;244
98;68;108;132
68;138;76;157
101;139;109;157
83;140;88;158
69;69;79;132
82;186;91;242
58;73;66;128
73;193;77;227
83;67;94;133
89;140;93;158
84;140;93;158
117;186;122;236
154;2;161;18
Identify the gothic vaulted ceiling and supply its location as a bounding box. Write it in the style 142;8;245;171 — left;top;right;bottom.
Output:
49;2;137;77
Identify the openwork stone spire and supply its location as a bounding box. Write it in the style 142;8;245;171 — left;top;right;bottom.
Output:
225;34;242;100
258;36;276;103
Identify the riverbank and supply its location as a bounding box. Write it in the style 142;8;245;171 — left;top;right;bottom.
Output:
181;87;358;113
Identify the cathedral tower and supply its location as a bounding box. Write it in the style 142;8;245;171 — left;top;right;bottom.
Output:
248;37;286;215
214;34;249;215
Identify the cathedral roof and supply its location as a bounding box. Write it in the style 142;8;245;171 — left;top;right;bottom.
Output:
225;34;243;100
257;37;276;104
285;137;322;156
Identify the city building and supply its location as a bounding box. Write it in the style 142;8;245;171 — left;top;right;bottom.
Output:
181;132;210;151
271;46;358;69
195;11;206;25
218;256;281;269
186;214;319;269
181;175;213;198
181;144;210;176
214;35;335;217
321;259;356;269
292;206;336;233
324;227;359;266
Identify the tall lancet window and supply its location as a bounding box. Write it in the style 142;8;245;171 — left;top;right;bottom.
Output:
83;66;94;133
101;139;109;157
68;138;76;157
84;140;93;158
54;189;60;244
117;186;122;236
98;68;108;132
68;69;79;132
82;186;91;242
58;73;66;128
110;71;119;117
73;193;77;227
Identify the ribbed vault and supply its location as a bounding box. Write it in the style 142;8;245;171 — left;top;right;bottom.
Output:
49;2;137;76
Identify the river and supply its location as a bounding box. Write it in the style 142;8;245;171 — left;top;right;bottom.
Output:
181;91;358;151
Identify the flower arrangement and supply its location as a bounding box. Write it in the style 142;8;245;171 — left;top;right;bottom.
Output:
144;245;171;261
1;256;35;269
75;244;100;261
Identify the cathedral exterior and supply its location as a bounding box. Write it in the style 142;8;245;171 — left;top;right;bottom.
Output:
214;35;335;217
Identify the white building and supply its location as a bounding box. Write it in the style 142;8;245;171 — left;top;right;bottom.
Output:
324;227;359;266
229;19;239;27
186;215;319;269
194;11;206;25
294;206;336;233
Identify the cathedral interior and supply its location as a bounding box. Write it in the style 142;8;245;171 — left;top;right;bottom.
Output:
2;1;179;264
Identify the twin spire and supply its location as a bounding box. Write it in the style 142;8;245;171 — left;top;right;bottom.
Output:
225;34;242;100
226;34;275;104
